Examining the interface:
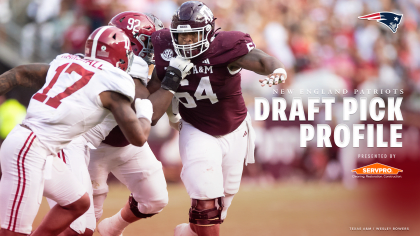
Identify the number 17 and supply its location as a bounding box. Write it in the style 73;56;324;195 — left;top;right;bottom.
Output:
33;63;95;108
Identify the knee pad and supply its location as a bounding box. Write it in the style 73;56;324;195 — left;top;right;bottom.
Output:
189;198;224;226
129;194;157;219
144;195;168;214
132;192;168;215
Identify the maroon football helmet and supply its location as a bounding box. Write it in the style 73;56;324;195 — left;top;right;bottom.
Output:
85;26;134;71
109;11;164;64
170;1;216;59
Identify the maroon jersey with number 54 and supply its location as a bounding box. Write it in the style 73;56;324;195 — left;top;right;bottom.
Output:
153;29;254;136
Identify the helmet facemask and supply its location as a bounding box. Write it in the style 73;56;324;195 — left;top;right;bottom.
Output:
170;24;212;59
125;50;134;72
116;48;134;72
135;33;154;65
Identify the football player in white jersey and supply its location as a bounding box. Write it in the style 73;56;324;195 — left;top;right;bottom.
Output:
0;13;195;236
89;12;170;236
0;26;155;236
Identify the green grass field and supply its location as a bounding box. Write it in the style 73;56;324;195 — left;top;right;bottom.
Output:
33;182;419;236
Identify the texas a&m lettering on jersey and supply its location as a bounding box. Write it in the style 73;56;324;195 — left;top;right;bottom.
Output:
152;29;255;136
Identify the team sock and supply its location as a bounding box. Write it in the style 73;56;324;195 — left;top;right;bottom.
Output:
100;210;129;235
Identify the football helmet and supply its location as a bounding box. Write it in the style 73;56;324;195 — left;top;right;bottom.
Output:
109;11;164;65
170;1;216;59
85;26;134;72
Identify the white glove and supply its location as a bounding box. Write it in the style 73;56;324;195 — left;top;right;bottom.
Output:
169;56;194;79
128;55;149;86
259;68;287;87
168;111;181;123
167;98;181;123
135;98;153;123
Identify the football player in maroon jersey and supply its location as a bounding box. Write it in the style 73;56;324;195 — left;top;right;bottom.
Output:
147;2;287;236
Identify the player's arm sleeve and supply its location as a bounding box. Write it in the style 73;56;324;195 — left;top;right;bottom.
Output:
0;64;49;95
97;70;136;104
221;32;256;65
225;33;284;76
149;29;170;84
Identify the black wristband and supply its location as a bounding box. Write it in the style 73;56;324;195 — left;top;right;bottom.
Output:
161;66;183;93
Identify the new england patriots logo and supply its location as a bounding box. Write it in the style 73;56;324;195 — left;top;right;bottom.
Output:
358;12;403;33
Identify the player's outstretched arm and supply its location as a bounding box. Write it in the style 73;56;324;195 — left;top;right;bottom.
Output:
0;64;49;95
133;79;151;100
100;91;151;147
146;68;175;125
228;48;287;87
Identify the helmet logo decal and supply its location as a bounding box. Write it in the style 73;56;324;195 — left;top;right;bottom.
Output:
199;6;213;24
161;49;174;61
97;44;109;57
123;34;130;50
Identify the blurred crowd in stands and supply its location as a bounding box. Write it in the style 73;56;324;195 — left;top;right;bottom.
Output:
0;0;419;188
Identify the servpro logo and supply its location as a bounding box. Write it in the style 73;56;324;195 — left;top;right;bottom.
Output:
352;163;403;178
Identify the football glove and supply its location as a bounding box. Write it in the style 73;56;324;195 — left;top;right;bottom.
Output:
259;68;287;87
161;56;194;93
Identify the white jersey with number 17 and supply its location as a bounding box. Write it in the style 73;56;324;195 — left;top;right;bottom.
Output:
23;53;135;154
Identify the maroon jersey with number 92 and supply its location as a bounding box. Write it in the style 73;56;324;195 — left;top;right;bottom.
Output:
152;29;254;136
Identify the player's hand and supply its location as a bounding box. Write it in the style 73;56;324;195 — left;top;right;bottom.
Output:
161;56;194;93
169;56;194;79
135;98;153;123
129;55;149;86
259;68;287;87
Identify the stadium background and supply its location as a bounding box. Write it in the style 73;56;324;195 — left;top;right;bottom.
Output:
0;0;420;235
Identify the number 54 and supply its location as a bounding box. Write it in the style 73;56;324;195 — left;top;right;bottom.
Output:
174;76;218;108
